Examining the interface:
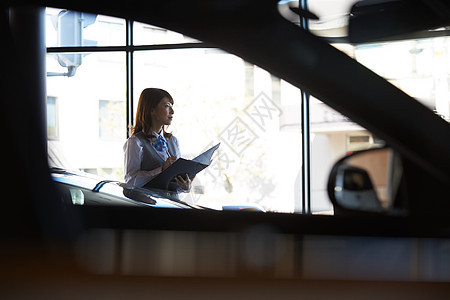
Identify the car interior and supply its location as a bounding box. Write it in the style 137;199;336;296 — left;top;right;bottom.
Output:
2;0;450;298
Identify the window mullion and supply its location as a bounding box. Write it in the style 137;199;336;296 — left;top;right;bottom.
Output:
126;19;134;138
300;0;311;214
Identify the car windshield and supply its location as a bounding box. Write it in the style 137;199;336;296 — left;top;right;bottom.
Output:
45;4;449;215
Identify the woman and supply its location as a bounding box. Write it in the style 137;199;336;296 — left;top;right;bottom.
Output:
123;88;191;191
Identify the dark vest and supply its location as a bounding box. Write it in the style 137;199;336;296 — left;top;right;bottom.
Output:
134;131;180;172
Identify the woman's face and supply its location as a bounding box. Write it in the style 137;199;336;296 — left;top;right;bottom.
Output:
151;97;174;128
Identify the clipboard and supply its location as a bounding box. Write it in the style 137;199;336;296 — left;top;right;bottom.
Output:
144;143;220;191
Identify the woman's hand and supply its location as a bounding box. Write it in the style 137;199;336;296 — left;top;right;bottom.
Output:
174;173;192;191
162;156;178;171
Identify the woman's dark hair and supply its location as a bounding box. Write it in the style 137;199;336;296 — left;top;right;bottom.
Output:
132;88;173;139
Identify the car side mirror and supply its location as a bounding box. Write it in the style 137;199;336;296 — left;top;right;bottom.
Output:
334;165;382;212
328;147;403;215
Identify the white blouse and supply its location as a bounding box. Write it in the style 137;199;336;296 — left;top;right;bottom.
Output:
123;132;180;187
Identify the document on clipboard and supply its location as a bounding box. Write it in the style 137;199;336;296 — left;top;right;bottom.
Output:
144;143;220;191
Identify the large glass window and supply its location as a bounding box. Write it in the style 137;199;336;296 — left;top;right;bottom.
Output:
45;8;304;213
133;49;302;211
47;2;448;214
46;51;126;178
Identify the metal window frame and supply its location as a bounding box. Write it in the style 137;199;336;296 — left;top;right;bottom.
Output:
46;17;214;139
125;19;133;138
300;0;311;214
